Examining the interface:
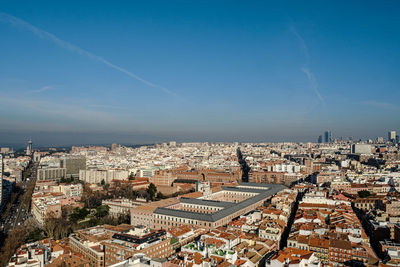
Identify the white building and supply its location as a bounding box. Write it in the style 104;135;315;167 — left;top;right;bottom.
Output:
79;169;129;184
7;241;49;267
273;164;301;173
138;167;159;178
31;194;62;226
267;251;321;267
108;254;165;267
388;131;397;142
102;198;146;218
37;167;66;181
351;144;372;154
51;183;83;198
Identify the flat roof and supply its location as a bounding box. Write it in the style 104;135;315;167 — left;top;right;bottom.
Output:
180;198;234;208
154;183;286;222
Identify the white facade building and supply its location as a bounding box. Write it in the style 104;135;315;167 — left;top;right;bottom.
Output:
102;198;146;217
351;144;372;154
79;169;129;184
51;183;83;198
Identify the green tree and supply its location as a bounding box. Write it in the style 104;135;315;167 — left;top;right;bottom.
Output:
82;186;105;209
101;179;105;185
88;218;100;227
147;183;157;201
69;207;90;223
156;191;166;200
95;205;110;218
358;190;371;198
27;229;43;242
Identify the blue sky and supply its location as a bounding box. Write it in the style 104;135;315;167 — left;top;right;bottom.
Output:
0;1;399;146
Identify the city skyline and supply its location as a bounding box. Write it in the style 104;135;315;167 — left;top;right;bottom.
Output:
1;1;400;146
2;2;400;266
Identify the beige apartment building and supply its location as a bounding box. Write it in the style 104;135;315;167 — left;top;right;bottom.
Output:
102;198;146;218
103;228;174;266
69;227;111;267
31;193;62;226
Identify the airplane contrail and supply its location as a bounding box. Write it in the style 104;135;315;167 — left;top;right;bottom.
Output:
290;26;309;64
301;67;325;105
290;25;325;106
0;12;179;98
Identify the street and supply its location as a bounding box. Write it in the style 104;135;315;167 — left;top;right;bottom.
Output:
1;162;38;233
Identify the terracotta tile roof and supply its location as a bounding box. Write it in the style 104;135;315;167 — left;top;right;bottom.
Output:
329;239;352;250
193;252;203;265
309;237;329;249
52;244;64;252
234;259;247;266
273;247;314;264
299;203;334;209
169;224;193;237
297;235;309;245
204;237;225;248
179;191;203;199
210;255;224;263
217;261;231;267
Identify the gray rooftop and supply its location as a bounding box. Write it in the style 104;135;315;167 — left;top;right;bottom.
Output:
180;197;234;208
154;183;286;222
237;182;272;188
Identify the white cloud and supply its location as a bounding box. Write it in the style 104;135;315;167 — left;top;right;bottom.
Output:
301;67;325;106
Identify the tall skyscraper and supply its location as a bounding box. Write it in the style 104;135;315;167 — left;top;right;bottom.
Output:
388;131;396;142
324;131;332;143
26;139;33;156
317;135;323;143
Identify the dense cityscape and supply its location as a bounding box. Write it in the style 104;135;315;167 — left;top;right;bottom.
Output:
0;131;399;266
1;1;400;267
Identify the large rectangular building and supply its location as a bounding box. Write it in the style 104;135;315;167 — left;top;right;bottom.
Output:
79;169;129;184
103;228;174;266
31;193;62;226
351;144;372;154
37;167;66;181
151;183;285;231
61;156;86;179
248;171;285;184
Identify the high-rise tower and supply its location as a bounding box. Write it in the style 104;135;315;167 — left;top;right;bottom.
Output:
324;131;332;143
388;131;396;142
26;139;33;156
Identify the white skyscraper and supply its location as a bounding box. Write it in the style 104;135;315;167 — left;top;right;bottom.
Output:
26;139;33;156
388;131;396;142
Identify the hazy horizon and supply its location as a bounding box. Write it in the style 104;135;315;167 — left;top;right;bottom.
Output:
1;1;399;146
0;129;393;149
